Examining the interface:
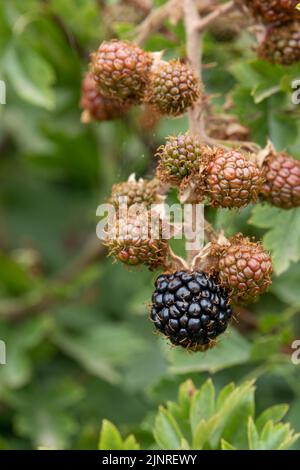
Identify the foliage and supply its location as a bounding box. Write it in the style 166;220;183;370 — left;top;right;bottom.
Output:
0;0;300;450
99;379;299;450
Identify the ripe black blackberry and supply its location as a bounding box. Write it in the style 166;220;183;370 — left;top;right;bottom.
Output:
150;271;232;352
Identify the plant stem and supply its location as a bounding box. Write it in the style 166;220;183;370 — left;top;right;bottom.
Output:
196;0;236;32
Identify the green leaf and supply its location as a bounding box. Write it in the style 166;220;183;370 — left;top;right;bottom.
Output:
259;421;299;450
53;323;145;384
98;421;124;450
256;405;289;432
123;435;140;451
3;41;55;109
221;439;236;450
209;381;255;449
247;417;259;450
193;417;219;450
250;205;300;274
99;420;140;450
216;383;235;410
252;82;281;103
190;379;215;434
168;329;251;374
153;407;184;450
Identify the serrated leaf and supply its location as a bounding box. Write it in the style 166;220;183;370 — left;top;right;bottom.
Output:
216;383;235;410
153;407;184;450
123;435;140;451
190;379;215;434
250;205;300;274
248;417;259;450
259;421;297;450
98;420;124;450
192;416;219;450
221;439;236;450
256;404;289;432
209;381;255;449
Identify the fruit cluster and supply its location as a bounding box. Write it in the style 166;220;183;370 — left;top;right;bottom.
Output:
156;132;300;210
80;40;202;122
237;0;300;65
102;125;300;351
90;11;299;353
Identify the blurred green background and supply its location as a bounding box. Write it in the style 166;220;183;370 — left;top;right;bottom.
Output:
0;0;300;450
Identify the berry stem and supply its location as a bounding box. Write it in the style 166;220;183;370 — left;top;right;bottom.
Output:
183;0;204;138
196;0;236;33
134;0;182;46
183;0;207;264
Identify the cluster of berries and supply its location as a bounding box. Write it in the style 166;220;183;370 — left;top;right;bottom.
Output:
156;132;300;210
80;40;202;123
103;130;300;350
237;0;300;65
89;22;298;352
104;172;273;350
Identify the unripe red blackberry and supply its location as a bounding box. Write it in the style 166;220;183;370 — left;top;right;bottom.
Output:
80;72;129;122
145;60;202;116
90;40;153;103
257;21;300;65
236;0;300;24
214;235;273;303
110;177;161;210
105;210;168;270
205;149;264;208
150;271;233;352
156;132;210;187
260;151;300;209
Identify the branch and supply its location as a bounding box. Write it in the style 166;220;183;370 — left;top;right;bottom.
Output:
183;0;204;137
196;0;236;32
134;0;182;46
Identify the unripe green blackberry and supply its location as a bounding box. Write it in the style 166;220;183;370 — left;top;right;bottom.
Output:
213;235;273;303
236;0;300;24
145;60;202;116
105;210;168;271
110;177;161;210
257;21;300;65
260;151;300;209
90;40;153;103
150;271;233;352
156;132;210;187
80;72;129;122
205;149;264;208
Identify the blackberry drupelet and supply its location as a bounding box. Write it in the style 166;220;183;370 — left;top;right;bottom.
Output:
150;271;232;351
